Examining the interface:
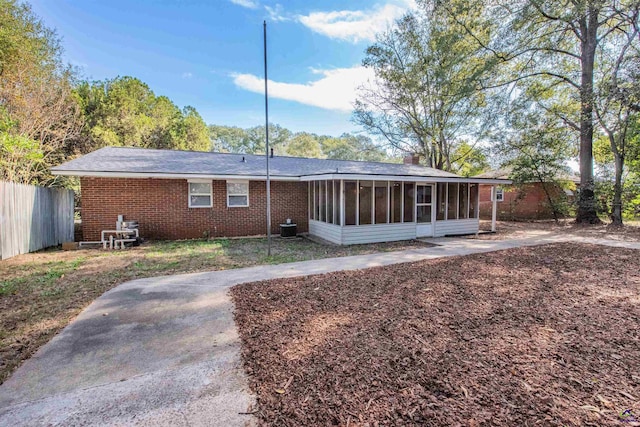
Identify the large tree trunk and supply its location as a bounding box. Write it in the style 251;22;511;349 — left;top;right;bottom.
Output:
611;153;624;226
576;10;601;224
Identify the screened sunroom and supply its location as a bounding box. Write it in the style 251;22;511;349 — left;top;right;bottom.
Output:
305;178;495;245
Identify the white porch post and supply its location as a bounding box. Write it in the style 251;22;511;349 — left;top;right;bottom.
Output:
340;180;345;226
491;185;497;232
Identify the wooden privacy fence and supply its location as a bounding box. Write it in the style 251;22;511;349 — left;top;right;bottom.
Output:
0;181;75;260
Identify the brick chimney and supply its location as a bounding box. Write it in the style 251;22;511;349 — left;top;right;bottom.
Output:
403;153;420;165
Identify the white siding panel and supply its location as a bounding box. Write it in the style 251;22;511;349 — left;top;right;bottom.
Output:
342;223;416;245
434;219;479;237
309;220;342;244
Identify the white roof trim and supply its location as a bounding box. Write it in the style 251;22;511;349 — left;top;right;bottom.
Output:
51;169;511;185
299;174;511;184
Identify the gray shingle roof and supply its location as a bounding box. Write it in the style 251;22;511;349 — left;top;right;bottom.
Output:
474;168;512;179
52;146;463;178
474;167;580;183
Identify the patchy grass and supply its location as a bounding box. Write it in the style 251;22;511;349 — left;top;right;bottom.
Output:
232;243;640;426
0;236;431;384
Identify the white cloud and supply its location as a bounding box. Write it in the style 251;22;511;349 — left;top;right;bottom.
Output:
265;4;289;22
230;0;259;9
232;66;375;112
182;72;193;79
297;1;415;43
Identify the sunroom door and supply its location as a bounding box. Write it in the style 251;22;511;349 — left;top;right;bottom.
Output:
416;184;434;237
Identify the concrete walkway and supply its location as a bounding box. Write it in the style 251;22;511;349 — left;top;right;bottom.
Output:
0;233;638;426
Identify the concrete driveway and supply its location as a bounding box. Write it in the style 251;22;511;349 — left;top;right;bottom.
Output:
1;232;638;426
0;272;255;427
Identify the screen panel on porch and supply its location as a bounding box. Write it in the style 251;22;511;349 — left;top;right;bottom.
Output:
311;180;427;226
318;180;325;222
436;183;446;220
435;183;474;221
459;183;468;219
344;181;357;225
469;184;479;218
333;181;341;225
403;183;415;222
359;181;373;225
314;181;320;220
390;182;402;223
327;180;333;224
374;181;388;224
447;183;458;220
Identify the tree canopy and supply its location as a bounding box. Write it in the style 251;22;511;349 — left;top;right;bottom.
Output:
354;0;496;171
72;77;210;154
209;124;392;161
0;0;81;184
447;0;640;222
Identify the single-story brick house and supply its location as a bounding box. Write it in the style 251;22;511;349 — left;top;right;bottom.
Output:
476;168;579;221
51;147;510;244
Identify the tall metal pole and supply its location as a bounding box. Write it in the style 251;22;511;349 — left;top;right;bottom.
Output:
263;20;271;256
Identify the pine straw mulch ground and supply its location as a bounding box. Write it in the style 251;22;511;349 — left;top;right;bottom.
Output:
478;220;640;242
231;243;640;426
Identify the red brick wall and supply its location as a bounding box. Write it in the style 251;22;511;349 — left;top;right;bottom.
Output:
479;183;567;220
80;178;309;241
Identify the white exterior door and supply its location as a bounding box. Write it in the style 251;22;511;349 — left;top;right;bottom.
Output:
415;184;434;237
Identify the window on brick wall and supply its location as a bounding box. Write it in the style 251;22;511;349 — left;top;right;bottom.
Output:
227;180;249;207
188;180;212;208
492;187;504;202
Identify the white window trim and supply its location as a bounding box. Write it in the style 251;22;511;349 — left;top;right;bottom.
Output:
227;180;249;207
493;187;504;202
188;179;212;208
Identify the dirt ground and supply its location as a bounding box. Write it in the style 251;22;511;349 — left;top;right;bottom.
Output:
0;237;432;384
479;220;640;242
232;243;640;426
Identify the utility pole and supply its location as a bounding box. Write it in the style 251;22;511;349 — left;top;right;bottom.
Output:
263;20;271;257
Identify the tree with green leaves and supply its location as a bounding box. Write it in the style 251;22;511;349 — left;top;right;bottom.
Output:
209;125;248;152
208;124;391;161
0;0;81;184
354;0;495;171
593;7;640;224
450;142;490;177
321;134;389;162
0;111;44;183
286;133;324;158
496;108;576;222
73;77;210;153
445;0;640;223
169;106;210;151
594;115;640;221
210;123;291;154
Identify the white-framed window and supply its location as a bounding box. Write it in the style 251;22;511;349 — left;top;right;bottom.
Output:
493;187;504;202
188;180;212;208
227;180;249;207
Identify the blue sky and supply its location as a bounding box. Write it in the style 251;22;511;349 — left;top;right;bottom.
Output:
29;0;415;137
